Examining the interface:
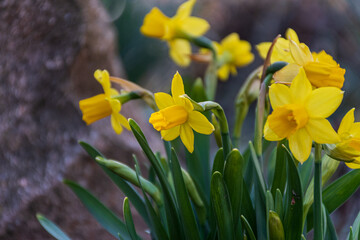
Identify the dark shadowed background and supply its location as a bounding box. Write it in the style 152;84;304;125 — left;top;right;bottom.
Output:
1;0;359;239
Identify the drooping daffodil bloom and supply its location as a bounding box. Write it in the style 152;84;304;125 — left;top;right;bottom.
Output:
257;28;346;89
149;72;214;152
264;68;343;163
140;0;210;67
324;108;360;169
213;33;254;81
79;70;130;134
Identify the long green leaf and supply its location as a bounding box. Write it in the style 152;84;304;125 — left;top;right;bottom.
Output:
307;169;360;231
324;205;337;240
123;198;139;240
64;180;131;239
79;141;149;225
36;214;71;240
241;215;256;240
224;149;244;228
249;141;266;195
133;155;169;240
271;140;287;196
212;148;224;174
129;119;183;240
283;145;303;240
323;169;360;213
240;179;257;235
249;142;267;239
170;148;201;240
211;171;234;240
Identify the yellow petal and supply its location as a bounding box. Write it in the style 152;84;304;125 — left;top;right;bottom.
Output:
303;61;345;88
264;120;283;141
188;111;214;134
140;7;170;39
285;28;300;43
168;39;191;67
171;71;185;102
273;63;301;84
180;17;209;36
175;0;196;19
117;112;130;130
305;119;340;144
345;157;360;169
161;126;180;141
97;70;111;96
256;42;271;60
111;114;123;134
338;108;355;135
288;127;312;163
289;40;312;66
268;83;292;108
305;87;343;118
217;64;230;81
180;123;194;153
290;68;312;103
155;92;174;110
109;99;121;112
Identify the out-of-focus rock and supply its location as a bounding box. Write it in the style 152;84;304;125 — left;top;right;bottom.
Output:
0;0;157;239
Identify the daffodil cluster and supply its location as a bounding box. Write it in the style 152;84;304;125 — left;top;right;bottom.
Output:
257;29;360;168
141;0;254;82
52;10;360;240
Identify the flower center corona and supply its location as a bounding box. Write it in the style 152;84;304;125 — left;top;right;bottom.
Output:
149;105;188;131
268;104;309;138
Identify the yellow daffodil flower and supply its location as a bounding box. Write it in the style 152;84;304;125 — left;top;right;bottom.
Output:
213;33;254;81
257;28;345;88
149;72;214;152
325;108;360;169
264;68;343;163
140;0;209;67
257;28;299;63
79;70;130;134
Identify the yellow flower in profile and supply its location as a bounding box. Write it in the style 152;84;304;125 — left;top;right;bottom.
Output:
325;108;360;169
274;40;346;89
264;68;343;163
140;0;210;67
213;33;254;81
79;70;130;134
257;28;346;89
257;28;299;63
149;72;214;152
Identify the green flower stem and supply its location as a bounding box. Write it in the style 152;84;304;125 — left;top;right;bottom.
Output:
253;61;288;156
178;33;218;100
182;95;232;157
95;157;163;205
314;143;323;240
202;101;231;157
233;67;261;146
254;73;273;156
113;92;142;105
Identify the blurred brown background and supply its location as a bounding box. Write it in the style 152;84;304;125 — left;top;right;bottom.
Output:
1;0;359;239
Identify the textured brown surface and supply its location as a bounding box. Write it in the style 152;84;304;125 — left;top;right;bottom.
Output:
0;0;154;239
